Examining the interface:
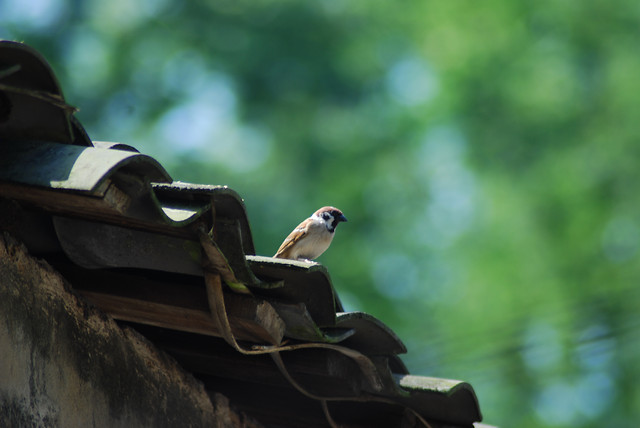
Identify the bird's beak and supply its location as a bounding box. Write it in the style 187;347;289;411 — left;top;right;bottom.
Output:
338;214;348;223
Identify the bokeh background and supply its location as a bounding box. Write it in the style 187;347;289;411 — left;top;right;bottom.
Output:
3;1;640;426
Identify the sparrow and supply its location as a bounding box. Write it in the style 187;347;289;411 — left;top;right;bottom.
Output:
274;206;348;261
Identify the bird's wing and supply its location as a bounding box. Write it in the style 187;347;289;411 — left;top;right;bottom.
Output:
274;220;309;259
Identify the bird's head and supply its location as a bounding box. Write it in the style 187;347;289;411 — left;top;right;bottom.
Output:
314;206;348;233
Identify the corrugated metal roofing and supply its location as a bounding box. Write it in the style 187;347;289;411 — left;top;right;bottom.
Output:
0;40;492;428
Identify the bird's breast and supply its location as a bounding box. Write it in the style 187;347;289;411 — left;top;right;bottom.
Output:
293;224;334;260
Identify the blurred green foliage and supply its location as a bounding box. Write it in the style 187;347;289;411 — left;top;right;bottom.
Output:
3;1;640;426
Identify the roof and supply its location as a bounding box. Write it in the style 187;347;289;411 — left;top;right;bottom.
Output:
0;40;489;428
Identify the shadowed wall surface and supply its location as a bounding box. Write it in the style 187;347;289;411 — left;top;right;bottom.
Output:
0;233;260;428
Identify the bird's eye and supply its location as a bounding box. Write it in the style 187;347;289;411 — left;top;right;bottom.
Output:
322;212;332;220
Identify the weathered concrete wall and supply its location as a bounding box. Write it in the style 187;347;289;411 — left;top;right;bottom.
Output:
0;232;261;428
